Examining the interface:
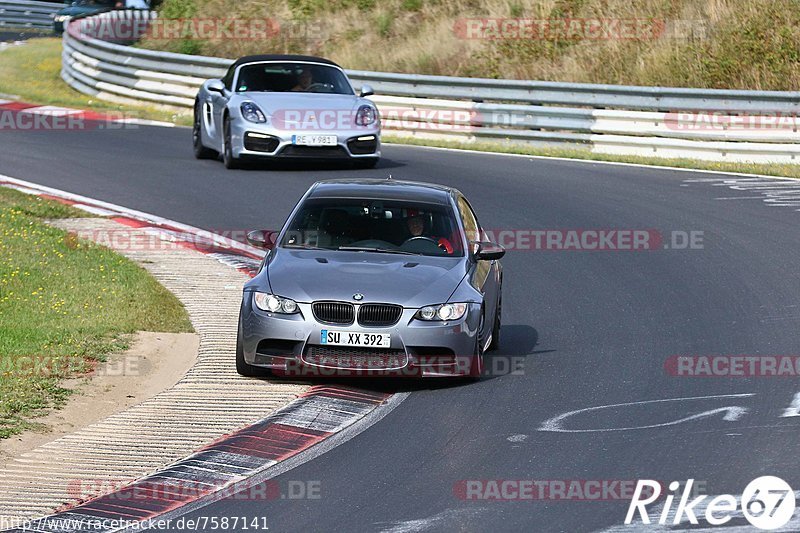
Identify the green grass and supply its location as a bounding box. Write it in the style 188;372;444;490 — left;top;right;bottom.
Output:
0;188;193;438
382;134;800;180
0;38;191;125
148;0;800;91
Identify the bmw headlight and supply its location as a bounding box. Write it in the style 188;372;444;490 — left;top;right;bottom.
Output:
355;105;378;126
415;303;468;321
253;292;299;314
241;102;267;124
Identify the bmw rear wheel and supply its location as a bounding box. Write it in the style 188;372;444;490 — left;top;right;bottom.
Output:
489;294;501;351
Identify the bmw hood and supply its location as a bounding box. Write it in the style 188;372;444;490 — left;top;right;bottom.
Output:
264;249;467;308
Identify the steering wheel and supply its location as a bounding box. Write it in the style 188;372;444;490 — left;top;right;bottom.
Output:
306;83;330;92
403;236;438;246
402;236;454;255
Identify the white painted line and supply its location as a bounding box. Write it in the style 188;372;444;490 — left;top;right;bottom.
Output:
539;394;755;433
71;203;120;216
781;392;800;418
116;118;176;128
20;105;83;116
714;196;774;200
384;142;800;182
379;507;488;533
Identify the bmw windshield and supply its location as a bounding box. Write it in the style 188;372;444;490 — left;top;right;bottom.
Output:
280;198;464;257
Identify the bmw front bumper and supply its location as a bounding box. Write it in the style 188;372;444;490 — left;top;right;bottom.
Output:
239;293;481;378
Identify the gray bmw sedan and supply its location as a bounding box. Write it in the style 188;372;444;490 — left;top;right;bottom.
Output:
237;178;504;379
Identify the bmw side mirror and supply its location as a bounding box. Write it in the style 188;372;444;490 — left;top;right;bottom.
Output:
207;80;226;94
474;242;505;261
247;230;278;250
360;84;374;98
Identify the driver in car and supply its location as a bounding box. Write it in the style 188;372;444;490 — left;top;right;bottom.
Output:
404;214;454;254
406;214;425;238
291;69;313;92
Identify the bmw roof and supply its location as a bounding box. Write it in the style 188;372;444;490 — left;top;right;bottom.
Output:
307;179;459;205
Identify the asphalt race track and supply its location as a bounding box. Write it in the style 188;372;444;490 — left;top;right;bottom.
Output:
2;125;800;532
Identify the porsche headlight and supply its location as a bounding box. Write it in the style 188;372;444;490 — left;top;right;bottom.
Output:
253;292;298;314
355;105;378;126
415;303;468;321
241;102;267;124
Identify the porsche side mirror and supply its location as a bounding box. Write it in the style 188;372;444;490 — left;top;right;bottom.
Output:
207;79;226;94
247;230;278;250
360;84;375;98
474;242;505;261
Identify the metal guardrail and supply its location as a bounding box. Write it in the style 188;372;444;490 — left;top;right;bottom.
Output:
347;71;800;114
0;0;59;30
60;11;800;163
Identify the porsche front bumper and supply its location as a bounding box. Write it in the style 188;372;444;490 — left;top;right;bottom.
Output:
230;120;381;160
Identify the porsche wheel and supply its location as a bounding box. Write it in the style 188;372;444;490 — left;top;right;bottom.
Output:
192;101;217;160
222;117;242;170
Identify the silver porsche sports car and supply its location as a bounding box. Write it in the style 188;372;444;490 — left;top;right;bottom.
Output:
236;178;505;379
193;55;381;169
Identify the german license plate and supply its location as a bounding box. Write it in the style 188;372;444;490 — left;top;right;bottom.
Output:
292;134;337;146
320;329;391;348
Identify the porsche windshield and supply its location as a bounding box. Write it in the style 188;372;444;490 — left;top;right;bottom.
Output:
235;63;354;94
281;198;464;257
